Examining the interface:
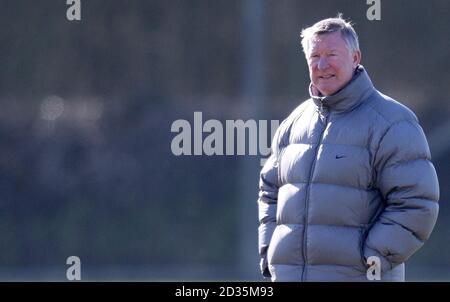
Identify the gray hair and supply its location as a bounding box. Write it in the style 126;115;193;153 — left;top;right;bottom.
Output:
300;14;360;55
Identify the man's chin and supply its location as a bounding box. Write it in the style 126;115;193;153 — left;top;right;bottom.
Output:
317;86;338;96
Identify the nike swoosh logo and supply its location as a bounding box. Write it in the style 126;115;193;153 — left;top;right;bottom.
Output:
335;155;346;159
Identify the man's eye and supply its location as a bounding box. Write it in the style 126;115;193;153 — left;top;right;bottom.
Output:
329;53;337;56
311;55;319;58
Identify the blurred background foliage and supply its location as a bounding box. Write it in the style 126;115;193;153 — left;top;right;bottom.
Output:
0;0;448;280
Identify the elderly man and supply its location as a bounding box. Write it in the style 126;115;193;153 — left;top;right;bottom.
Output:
257;15;439;281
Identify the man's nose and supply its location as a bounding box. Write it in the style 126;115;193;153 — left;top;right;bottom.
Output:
317;57;329;70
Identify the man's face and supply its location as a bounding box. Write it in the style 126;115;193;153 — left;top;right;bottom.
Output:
306;31;361;96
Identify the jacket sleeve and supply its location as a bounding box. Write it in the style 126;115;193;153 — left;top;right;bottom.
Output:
363;119;440;273
257;119;286;278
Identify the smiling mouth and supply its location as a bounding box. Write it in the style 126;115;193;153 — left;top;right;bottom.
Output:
319;75;335;79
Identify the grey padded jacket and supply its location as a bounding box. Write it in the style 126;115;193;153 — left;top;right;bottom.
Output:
257;65;439;281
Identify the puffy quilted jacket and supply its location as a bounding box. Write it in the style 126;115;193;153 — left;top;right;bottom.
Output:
257;65;439;281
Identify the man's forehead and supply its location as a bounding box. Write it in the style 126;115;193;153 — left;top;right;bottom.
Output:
310;32;346;48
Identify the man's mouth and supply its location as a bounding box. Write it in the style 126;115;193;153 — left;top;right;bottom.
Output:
319;74;335;79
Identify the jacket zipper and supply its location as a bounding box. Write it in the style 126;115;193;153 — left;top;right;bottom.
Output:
301;102;329;281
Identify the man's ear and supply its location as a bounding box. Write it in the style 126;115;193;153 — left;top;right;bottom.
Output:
353;50;362;68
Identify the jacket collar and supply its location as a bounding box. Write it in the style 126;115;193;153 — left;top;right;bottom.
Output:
309;65;375;113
